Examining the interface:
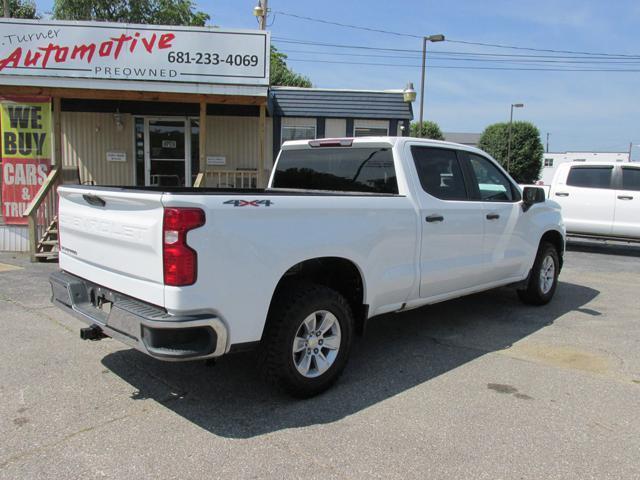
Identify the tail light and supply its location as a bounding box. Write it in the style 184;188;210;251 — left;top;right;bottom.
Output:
163;208;205;286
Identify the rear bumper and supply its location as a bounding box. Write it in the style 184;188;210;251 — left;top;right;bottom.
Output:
49;270;228;361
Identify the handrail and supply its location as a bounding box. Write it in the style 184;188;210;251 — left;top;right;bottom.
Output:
24;166;62;261
202;169;258;189
193;172;205;188
24;167;60;217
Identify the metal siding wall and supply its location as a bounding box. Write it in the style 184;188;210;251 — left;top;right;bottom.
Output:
206;116;274;169
61;112;134;185
0;225;29;252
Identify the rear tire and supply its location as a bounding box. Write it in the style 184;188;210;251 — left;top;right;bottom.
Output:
261;283;354;398
517;242;560;305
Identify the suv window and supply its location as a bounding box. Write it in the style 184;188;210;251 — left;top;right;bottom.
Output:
621;167;640;191
272;147;398;194
467;153;516;202
566;166;612;189
410;146;468;200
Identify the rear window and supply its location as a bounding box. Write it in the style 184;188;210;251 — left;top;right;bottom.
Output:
621;167;640;191
272;147;398;194
566;166;612;189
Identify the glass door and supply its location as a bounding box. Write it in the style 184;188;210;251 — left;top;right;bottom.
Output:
144;118;191;187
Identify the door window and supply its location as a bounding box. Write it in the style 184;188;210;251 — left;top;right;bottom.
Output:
467;154;516;202
410;146;468;200
566;166;612;189
621;167;640;191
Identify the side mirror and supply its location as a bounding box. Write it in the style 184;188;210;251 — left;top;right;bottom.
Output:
522;186;545;212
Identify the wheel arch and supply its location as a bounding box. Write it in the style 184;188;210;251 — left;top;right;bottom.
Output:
265;257;368;337
540;229;565;269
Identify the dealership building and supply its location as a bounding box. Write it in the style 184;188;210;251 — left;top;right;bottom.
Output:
0;19;413;253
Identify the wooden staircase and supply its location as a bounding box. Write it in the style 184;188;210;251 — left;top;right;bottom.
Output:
33;216;59;261
24;166;79;262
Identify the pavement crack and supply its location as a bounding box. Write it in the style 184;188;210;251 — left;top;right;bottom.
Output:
0;413;131;470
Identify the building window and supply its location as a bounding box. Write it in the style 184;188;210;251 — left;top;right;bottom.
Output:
354;120;389;137
544;158;554;167
281;125;316;144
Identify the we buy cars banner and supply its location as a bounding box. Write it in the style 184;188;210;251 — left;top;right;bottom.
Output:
0;96;51;225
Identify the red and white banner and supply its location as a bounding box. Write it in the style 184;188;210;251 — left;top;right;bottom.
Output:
1;96;51;225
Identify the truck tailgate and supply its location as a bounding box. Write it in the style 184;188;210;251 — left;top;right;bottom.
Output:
57;186;165;307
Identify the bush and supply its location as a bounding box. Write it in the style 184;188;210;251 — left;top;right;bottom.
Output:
410;121;444;140
478;122;543;183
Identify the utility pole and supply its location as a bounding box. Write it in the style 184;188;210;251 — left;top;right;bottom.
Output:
629;142;633;162
254;0;268;30
546;132;550;153
3;0;9;18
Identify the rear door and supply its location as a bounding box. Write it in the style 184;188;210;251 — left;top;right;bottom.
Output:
612;166;640;238
407;145;486;298
58;186;166;306
552;165;615;236
462;152;529;282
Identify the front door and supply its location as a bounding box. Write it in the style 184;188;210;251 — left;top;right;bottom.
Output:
553;165;615;235
612;166;640;238
407;144;487;299
144;118;191;187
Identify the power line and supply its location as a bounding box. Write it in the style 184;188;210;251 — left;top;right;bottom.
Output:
286;58;640;72
272;36;640;60
274;11;640;58
445;39;640;58
273;11;421;38
279;48;640;65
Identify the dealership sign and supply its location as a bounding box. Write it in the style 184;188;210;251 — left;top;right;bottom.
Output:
0;19;269;92
1;96;51;225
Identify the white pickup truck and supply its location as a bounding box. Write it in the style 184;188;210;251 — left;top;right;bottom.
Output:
51;137;565;397
548;161;640;241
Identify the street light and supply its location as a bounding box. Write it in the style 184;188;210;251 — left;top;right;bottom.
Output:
507;103;524;173
418;34;445;137
403;82;416;103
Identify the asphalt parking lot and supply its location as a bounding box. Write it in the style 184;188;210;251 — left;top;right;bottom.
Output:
0;242;639;479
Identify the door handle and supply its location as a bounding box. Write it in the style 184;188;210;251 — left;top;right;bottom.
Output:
617;195;633;200
425;214;444;223
486;213;500;220
82;194;106;207
555;192;569;197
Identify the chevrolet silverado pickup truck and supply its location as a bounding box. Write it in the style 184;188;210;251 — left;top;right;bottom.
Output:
50;137;565;397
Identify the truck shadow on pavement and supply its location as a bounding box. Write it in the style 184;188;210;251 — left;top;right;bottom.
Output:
102;281;599;439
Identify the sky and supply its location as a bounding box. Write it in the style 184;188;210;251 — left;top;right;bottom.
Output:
35;0;640;158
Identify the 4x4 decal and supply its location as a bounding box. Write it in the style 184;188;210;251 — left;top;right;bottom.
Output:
223;199;274;207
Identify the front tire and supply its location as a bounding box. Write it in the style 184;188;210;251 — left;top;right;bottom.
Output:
261;283;354;398
517;242;560;305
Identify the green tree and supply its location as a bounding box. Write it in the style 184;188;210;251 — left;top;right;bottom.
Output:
478;121;543;183
52;0;209;26
270;46;312;87
8;0;38;18
410;120;445;140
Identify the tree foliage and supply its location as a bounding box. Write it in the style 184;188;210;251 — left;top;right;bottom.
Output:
270;46;312;87
8;0;38;18
478;121;543;183
52;0;209;26
410;120;445;140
